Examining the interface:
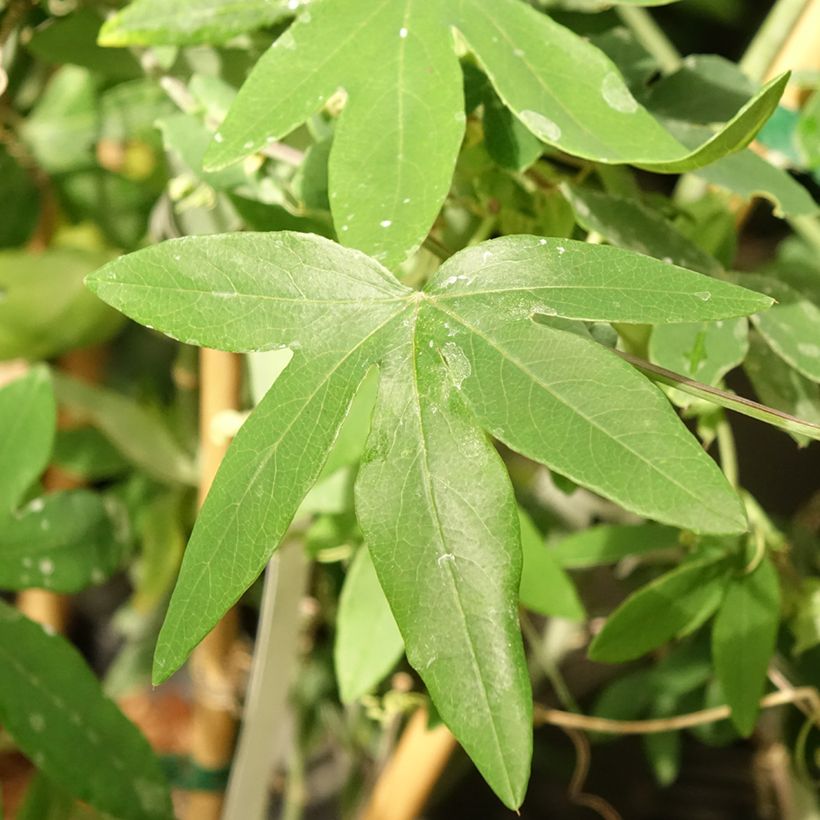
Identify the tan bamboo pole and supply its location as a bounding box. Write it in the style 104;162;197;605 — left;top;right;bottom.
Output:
16;346;105;633
360;708;458;820
764;0;820;108
184;348;242;820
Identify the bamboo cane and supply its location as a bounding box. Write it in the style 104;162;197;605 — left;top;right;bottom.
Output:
184;348;243;820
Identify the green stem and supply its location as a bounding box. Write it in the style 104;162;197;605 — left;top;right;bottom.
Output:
739;0;809;81
615;7;681;74
715;414;739;488
618;351;820;443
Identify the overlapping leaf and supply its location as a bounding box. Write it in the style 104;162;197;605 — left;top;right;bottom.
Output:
87;230;771;806
0;603;172;820
198;0;787;266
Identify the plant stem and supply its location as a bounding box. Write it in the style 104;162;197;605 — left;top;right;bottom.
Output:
222;539;310;820
715;414;739;488
618;351;820;443
185;348;243;820
739;0;810;81
535;686;820;734
615;7;681;74
520;612;580;713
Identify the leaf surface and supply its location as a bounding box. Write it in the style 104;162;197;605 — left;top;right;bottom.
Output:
712;555;780;736
589;557;729;663
0;603;172;820
0;367;55;516
0;491;124;593
334;546;404;703
204;0;786;265
551;523;679;569
356;328;532;808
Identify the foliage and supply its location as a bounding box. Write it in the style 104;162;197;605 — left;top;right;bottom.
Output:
1;0;819;814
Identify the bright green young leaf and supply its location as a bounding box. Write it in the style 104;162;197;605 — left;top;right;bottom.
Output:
650;318;748;387
561;183;722;275
712;555;780;736
518;509;585;620
0;602;172;820
355;333;532;808
551;523;680;569
334;546;404;703
0;491;125;593
0;249;123;361
53;374;197;487
203;0;786;266
744;332;820;448
0;367;55;516
589;557;729;663
88;230;771;805
100;0;297;46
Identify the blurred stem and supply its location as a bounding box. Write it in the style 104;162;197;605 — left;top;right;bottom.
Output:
615;7;681;74
715;414;739;488
223;540;310;820
521;612;580;713
739;0;810;81
281;740;306;820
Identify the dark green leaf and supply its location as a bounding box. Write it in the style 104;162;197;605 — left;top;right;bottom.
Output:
712;554;780;736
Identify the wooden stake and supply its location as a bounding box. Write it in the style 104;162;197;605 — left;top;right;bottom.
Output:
360;708;458;820
764;0;820;108
185;348;242;820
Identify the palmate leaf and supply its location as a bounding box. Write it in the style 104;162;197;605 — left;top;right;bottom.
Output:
198;0;787;266
87;231;771;807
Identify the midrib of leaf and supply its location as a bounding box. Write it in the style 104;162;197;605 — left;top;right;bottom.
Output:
406;304;515;800
154;306;405;679
429;300;729;523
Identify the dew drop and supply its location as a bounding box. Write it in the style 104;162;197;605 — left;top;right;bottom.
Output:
380;219;392;228
28;498;44;513
694;291;711;302
442;342;471;389
213;132;224;143
38;559;54;576
556;246;566;255
399;26;408;38
29;713;45;732
437;553;456;567
601;72;639;113
519;110;562;142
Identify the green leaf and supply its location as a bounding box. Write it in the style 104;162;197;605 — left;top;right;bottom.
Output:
518;509;585;620
425;237;771;324
0;146;39;249
0;491;125;593
744;332;820;448
334;546;404;703
0;602;172;820
551;523;679;569
99;0;297;46
0;367;55;515
561;183;722;275
0;249;123;361
738;274;820;383
712;555;780;736
52;427;130;481
589;557;729;663
88;230;774;806
355;332;532;809
28;9;142;80
21;67;98;175
205;0;785;265
650;318;748;387
52;374;197;487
